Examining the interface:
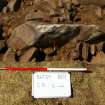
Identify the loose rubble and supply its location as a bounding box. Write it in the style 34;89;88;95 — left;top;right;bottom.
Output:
2;23;105;63
0;0;105;64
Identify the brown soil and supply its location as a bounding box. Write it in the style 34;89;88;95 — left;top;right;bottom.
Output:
0;0;105;105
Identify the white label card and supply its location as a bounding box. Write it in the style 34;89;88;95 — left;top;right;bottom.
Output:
32;72;71;98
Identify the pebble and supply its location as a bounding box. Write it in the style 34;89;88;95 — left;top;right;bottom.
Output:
82;42;89;60
3;48;16;63
2;6;8;14
7;0;22;12
72;0;80;6
90;44;96;55
95;6;103;19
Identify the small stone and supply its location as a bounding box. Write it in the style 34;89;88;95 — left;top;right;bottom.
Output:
59;16;65;22
19;47;37;63
2;6;8;14
58;0;63;8
49;9;56;16
30;1;33;5
66;3;72;10
3;48;16;63
52;17;59;23
16;49;25;57
95;6;103;19
44;48;55;55
7;0;22;12
72;0;80;6
71;50;79;60
72;43;80;59
82;42;89;60
61;8;65;14
7;22;37;50
2;25;12;39
73;15;81;22
90;44;96;55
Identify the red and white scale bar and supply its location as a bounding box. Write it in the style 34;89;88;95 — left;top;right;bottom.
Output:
0;67;87;71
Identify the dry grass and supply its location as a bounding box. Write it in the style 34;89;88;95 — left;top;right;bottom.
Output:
0;61;105;105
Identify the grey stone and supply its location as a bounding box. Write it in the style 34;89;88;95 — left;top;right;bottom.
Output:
82;42;89;60
90;44;96;55
2;6;8;14
95;6;103;19
7;23;104;51
72;0;80;6
6;23;105;62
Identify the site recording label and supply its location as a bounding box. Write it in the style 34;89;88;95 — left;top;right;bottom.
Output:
32;72;71;98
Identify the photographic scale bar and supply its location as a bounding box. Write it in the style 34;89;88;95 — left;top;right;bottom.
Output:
0;67;87;72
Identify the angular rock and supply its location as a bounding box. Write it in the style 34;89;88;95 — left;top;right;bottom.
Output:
71;50;79;60
2;6;8;14
95;6;103;19
2;26;12;39
16;49;26;57
59;16;65;22
19;47;37;63
44;48;55;55
90;44;96;55
6;23;105;63
72;0;80;6
82;42;89;60
72;43;80;59
3;48;16;63
64;0;72;10
73;15;81;22
58;0;64;8
52;17;60;23
7;0;21;12
7;22;37;50
7;23;104;51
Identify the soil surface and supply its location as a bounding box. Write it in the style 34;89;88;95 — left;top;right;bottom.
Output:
0;0;105;105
